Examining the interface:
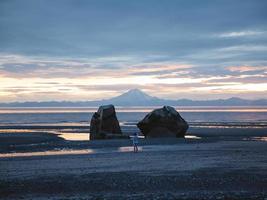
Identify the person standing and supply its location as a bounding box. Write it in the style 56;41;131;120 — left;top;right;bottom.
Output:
132;132;139;153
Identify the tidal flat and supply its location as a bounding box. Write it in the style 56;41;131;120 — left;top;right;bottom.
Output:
0;126;267;200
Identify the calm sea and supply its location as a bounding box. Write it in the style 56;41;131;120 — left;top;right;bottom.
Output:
0;107;267;129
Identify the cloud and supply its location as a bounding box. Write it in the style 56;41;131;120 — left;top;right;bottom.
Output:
227;66;267;73
219;45;267;52
0;52;267;101
0;0;267;101
218;30;265;38
0;53;195;79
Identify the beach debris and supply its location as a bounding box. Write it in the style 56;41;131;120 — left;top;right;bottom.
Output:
89;104;123;139
137;106;189;138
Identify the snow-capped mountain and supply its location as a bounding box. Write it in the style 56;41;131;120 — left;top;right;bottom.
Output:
105;89;160;106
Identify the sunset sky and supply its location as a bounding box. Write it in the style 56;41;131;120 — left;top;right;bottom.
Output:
0;0;267;102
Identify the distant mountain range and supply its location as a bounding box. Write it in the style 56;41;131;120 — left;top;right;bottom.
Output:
1;89;267;107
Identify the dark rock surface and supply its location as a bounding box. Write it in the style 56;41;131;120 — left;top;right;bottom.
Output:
137;106;189;138
90;105;122;140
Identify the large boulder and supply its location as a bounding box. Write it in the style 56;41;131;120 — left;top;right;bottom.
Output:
90;105;122;140
137;106;189;138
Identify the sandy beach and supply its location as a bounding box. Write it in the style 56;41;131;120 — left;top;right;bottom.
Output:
0;127;267;200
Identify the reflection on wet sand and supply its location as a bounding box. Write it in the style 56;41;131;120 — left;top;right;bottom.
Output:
59;132;89;141
0;135;202;158
251;136;267;141
0;149;95;158
58;132;200;141
118;146;143;152
185;135;201;139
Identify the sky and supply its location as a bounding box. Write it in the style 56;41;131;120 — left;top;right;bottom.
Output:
0;0;267;102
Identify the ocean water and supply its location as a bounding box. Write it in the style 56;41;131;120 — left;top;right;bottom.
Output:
0;106;266;141
0;107;267;129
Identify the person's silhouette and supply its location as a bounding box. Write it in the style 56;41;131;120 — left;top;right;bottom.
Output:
132;132;139;153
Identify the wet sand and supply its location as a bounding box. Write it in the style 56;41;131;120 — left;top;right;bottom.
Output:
0;127;267;199
1;126;267;153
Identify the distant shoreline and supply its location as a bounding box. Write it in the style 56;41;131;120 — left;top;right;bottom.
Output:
0;89;266;107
